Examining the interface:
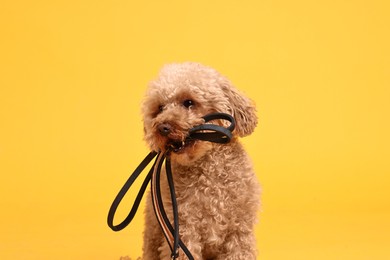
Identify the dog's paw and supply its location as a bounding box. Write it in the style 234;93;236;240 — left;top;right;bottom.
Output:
119;257;141;260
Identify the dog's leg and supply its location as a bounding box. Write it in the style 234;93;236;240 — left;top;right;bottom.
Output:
157;229;203;260
157;221;203;260
176;216;206;260
216;231;257;260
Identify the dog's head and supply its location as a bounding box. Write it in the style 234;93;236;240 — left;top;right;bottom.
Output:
142;62;257;165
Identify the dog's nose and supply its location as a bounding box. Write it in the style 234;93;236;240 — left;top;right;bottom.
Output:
158;123;172;136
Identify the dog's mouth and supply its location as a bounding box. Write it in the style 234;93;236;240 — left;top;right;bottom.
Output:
166;138;195;153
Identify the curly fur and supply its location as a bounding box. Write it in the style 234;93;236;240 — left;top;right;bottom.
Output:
141;62;261;260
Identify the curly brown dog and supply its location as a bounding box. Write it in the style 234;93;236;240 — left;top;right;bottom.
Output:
141;62;260;260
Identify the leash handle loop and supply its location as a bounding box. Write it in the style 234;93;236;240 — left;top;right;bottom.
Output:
107;151;158;231
202;112;235;132
189;113;235;143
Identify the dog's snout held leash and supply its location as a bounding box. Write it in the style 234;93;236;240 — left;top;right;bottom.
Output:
107;112;235;260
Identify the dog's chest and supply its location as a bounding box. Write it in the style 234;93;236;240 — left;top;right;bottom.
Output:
173;165;235;218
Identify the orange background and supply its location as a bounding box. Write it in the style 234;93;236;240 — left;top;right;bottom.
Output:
1;0;389;259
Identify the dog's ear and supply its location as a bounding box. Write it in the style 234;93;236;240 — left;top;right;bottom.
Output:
220;81;258;137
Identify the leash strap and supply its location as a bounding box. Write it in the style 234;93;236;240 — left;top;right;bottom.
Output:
107;113;235;259
151;152;188;259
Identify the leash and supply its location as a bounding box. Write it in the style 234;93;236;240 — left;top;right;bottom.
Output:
107;112;235;259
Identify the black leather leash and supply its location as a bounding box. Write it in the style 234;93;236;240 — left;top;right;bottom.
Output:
107;112;235;259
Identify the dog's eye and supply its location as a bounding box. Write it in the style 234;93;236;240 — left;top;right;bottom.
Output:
154;105;164;116
183;99;195;108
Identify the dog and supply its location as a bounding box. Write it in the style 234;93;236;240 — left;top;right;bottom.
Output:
141;62;260;260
